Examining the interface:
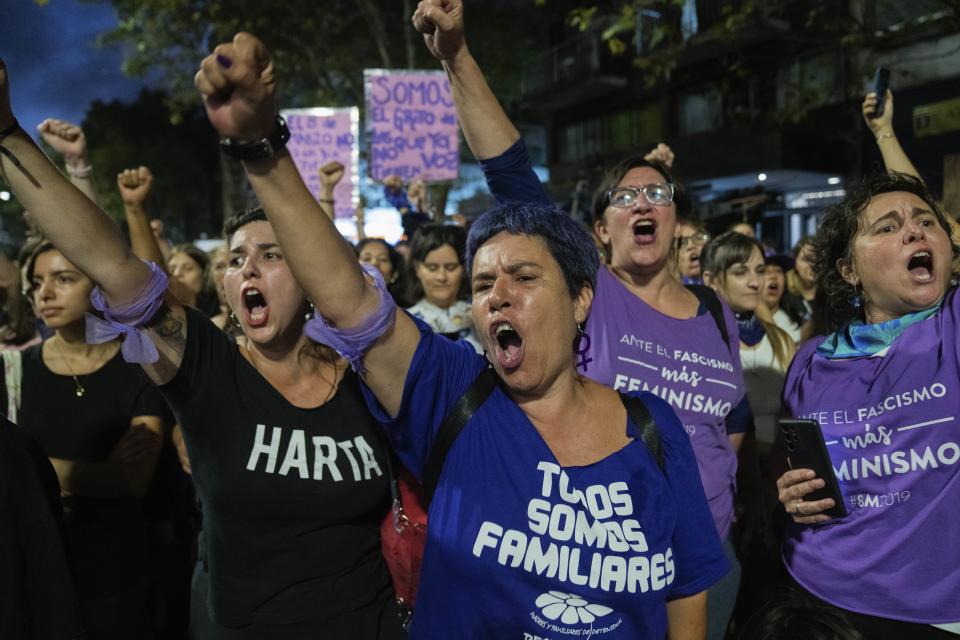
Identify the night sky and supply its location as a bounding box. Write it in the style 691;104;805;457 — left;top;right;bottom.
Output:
1;0;157;137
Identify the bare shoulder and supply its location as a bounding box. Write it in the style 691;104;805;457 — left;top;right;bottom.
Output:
140;300;188;386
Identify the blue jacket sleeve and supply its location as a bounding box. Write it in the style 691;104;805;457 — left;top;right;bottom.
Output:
479;139;553;207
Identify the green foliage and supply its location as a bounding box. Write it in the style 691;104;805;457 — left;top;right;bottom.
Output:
80;89;221;243
561;0;959;122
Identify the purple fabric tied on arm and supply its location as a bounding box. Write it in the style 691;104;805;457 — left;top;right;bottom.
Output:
304;264;397;374
85;260;169;364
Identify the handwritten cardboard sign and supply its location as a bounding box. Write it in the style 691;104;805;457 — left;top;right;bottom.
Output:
281;107;359;220
364;69;459;182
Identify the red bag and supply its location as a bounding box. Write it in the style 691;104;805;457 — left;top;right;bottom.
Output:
380;466;428;618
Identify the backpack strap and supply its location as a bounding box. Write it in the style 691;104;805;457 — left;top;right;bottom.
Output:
423;368;498;505
619;393;664;472
686;284;732;356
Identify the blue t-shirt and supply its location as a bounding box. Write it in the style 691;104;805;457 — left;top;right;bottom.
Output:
362;317;728;638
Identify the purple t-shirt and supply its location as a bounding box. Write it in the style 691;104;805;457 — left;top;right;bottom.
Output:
782;288;960;623
581;268;745;539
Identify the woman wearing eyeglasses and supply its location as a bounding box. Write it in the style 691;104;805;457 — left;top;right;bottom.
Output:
677;220;711;285
414;2;749;637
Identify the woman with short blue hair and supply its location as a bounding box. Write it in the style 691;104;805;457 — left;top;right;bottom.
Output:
185;32;729;639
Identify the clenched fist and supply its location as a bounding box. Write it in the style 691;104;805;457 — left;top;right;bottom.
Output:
318;161;345;191
117;166;154;206
412;0;467;63
38;119;88;165
195;32;277;141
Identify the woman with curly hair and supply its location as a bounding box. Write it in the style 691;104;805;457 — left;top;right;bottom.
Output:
776;172;960;639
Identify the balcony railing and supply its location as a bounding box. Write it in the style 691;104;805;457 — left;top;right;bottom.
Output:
521;31;603;97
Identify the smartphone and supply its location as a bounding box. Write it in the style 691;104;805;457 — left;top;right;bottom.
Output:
871;67;891;118
779;419;848;518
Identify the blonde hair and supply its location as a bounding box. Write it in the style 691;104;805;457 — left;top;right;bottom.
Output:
755;303;796;371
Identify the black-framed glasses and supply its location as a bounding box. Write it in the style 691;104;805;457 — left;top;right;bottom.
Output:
606;183;675;208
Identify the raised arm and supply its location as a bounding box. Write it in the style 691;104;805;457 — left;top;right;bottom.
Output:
37;118;100;205
862;89;921;180
0;61;151;305
0;59;187;386
194;34;420;415
117;166;194;305
412;0;518;160
317;160;344;221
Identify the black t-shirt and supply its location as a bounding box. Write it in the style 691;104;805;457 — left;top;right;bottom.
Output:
0;418;85;640
162;307;393;626
19;342;167;598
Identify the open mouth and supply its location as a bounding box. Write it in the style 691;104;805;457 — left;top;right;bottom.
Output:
243;287;269;326
633;219;657;241
907;250;934;282
491;321;524;370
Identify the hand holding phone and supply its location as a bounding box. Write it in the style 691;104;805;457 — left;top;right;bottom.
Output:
777;419;848;520
871;67;891;118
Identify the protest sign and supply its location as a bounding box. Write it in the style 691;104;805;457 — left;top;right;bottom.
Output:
364;69;459;182
281;107;359;220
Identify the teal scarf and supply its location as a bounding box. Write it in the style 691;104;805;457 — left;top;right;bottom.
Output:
817;301;943;359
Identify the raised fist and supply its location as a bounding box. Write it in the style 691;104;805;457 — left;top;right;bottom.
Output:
318;161;345;191
644;143;675;169
117;166;154;206
412;0;467;63
195;32;277;141
37;119;88;164
862;90;894;136
0;58;13;131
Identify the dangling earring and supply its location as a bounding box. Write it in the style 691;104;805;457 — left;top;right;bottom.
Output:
850;285;863;310
304;303;315;322
575;322;592;371
229;311;240;329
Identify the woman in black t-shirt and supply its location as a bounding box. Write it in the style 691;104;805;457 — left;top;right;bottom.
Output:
0;83;403;635
20;241;167;639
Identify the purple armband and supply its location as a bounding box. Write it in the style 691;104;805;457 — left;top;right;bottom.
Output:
85;261;169;364
304;264;397;374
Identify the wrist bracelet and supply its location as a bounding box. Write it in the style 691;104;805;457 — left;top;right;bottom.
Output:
0;119;18;141
876;132;895;143
319;198;335;204
66;163;94;179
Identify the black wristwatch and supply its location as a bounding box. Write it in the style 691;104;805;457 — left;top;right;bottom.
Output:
219;115;290;161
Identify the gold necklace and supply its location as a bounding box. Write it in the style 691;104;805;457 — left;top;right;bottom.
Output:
50;338;87;398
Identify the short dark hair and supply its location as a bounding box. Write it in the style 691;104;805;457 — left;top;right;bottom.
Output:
591;155;692;223
466;203;598;298
356;238;403;278
737;587;864;640
814;172;959;331
405;224;469;303
701;231;765;279
223;206;268;240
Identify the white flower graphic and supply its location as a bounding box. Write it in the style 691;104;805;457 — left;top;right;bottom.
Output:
535;591;614;625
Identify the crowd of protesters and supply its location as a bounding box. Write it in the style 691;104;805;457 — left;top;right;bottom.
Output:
1;1;959;639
